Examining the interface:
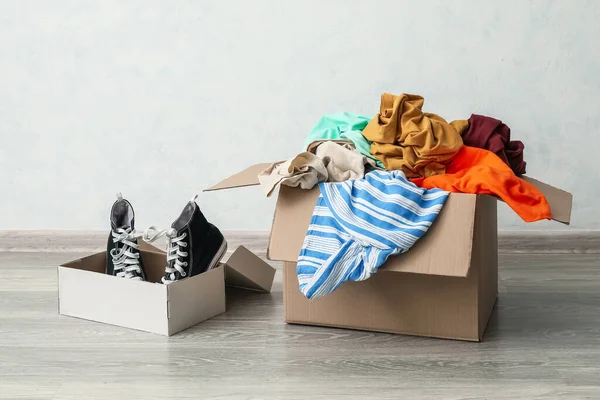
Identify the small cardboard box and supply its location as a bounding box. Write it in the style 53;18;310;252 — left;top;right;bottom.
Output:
58;244;275;336
207;164;573;341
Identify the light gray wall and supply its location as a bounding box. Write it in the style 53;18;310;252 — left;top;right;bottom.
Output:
0;0;596;231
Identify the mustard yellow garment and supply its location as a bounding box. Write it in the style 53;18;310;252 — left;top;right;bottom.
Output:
362;93;468;178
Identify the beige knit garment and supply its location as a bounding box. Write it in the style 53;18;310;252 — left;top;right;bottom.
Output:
258;141;376;196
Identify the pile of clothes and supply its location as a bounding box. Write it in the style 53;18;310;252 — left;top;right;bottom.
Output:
259;92;550;299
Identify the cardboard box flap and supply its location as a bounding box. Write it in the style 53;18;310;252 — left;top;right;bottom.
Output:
380;193;478;277
268;186;477;278
61;253;105;273
140;241;274;291
204;163;274;192
225;246;275;292
204;164;572;223
521;176;572;224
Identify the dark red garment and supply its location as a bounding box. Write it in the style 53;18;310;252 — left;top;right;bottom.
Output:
462;114;526;175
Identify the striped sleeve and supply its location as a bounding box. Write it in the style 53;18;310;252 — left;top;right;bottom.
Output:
297;170;449;299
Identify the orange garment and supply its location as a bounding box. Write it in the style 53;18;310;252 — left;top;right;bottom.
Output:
411;146;551;222
362;93;468;178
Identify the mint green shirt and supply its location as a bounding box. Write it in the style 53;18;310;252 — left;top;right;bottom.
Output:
304;112;385;169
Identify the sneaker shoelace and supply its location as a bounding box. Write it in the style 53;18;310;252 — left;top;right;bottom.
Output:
111;228;144;280
143;227;188;285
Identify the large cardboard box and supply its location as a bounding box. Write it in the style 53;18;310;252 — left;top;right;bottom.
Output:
58;244;275;336
207;164;573;341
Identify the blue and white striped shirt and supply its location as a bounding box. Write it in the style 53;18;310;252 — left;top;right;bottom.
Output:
297;170;449;299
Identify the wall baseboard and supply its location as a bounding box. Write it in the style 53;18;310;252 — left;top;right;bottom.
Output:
0;231;269;256
495;231;600;254
0;230;599;254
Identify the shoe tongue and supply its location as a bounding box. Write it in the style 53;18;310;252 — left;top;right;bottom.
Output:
111;220;133;231
113;223;131;231
170;220;182;233
171;201;196;232
111;200;134;231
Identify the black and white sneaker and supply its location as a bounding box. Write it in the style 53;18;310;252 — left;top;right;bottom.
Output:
144;195;227;285
106;193;146;281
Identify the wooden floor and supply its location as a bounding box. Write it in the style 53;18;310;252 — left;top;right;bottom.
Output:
1;252;600;399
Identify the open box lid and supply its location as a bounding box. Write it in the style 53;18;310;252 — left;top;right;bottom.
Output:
139;241;275;293
205;163;573;224
270;186;481;277
205;163;271;191
520;176;572;224
205;163;573;278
